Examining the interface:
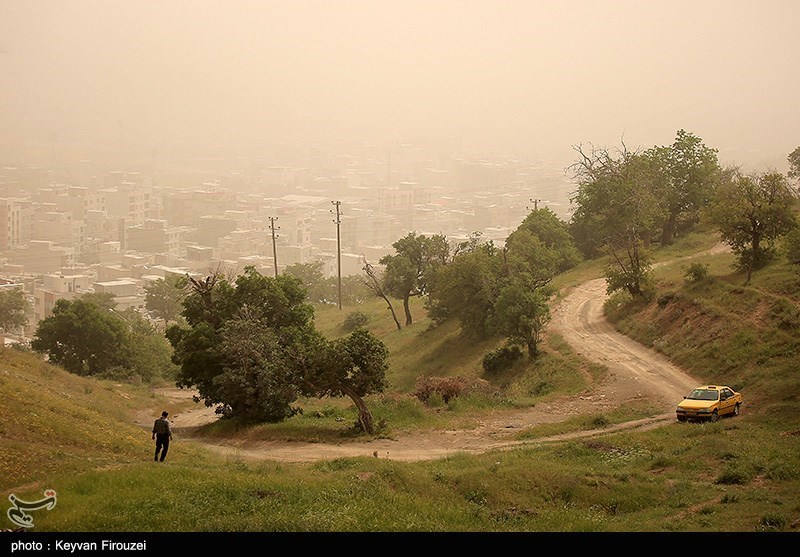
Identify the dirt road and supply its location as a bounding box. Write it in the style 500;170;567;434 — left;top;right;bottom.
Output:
156;267;706;463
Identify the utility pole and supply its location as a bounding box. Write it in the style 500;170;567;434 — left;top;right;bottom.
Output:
331;200;342;310
528;198;542;211
269;216;280;278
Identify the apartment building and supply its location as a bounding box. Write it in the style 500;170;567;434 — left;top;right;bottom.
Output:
126;219;182;255
0;197;33;251
7;240;75;274
33;273;93;323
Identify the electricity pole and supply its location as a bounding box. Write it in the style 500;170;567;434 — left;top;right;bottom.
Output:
528;198;541;211
331;200;342;310
269;216;280;278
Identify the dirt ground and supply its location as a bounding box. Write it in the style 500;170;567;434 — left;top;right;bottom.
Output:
141;260;711;463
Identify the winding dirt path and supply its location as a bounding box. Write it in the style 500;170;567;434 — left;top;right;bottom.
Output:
150;252;722;463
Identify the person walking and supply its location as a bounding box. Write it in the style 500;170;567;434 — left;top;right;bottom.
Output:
152;411;173;462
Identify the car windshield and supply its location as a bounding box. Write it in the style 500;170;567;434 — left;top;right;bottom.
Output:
687;389;719;401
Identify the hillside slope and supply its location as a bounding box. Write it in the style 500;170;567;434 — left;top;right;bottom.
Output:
0;348;179;492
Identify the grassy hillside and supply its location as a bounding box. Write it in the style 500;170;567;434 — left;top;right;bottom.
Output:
5;229;800;532
606;244;800;427
0;348;200;492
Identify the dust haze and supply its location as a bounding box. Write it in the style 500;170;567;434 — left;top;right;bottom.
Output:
1;0;798;171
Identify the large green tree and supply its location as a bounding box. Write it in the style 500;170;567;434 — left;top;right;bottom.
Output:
710;170;797;282
489;283;551;358
305;327;389;433
570;144;661;296
167;267;389;431
284;261;329;304
122;308;180;382
0;288;28;334
380;232;450;325
144;275;187;324
32;298;132;376
783;227;800;268
645;130;721;245
425;242;501;336
505;208;581;281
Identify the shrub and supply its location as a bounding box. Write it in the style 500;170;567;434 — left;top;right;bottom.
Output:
684;262;709;284
758;513;788;531
482;345;524;374
342;311;369;332
769;298;800;330
715;463;755;485
413;376;496;405
657;292;675;308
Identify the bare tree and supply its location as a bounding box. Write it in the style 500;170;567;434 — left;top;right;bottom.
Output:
361;259;402;331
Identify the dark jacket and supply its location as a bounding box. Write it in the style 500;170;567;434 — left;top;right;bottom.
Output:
152;417;172;437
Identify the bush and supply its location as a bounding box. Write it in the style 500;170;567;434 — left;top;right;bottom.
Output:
482;345;524;374
342;311;369;331
758;513;788;531
684;262;709;284
769;298;800;330
715;463;755;485
413;376;496;405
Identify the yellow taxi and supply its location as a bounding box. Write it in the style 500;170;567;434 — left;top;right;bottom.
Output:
676;385;742;423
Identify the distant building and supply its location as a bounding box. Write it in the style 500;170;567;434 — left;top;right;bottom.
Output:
93;279;144;312
192;215;238;247
0;198;33;251
126;219;182;255
32;210;85;251
100;182;150;226
7;240;74;274
33;273;92;323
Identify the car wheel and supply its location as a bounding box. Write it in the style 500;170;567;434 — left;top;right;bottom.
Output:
710;410;719;423
677;416;687;422
733;403;740;417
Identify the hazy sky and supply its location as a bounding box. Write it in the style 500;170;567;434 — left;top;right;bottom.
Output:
1;0;798;169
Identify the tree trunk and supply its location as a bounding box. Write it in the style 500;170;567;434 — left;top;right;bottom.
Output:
526;338;537;359
342;386;375;434
661;211;678;245
403;294;412;325
382;295;402;330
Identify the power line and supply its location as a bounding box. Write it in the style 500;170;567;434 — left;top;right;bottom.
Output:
268;216;280;278
331;200;342;310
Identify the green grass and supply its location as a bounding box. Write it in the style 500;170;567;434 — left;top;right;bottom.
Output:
20;416;800;532
0;347;196;492
606;250;800;422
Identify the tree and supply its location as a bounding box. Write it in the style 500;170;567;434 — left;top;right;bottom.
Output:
144;275;187;324
305;328;389;434
789;146;800;182
710;170;797;282
569;143;661;296
784;227;800;268
120;308;180;382
504;208;580;286
362;261;402;330
645;130;721;245
425;242;500;336
490;283;551;358
214;311;303;423
169;267;313;410
284;261;329;304
32;298;132;376
0;288;28;334
77;291;117;310
380;232;450;325
168;266;389;432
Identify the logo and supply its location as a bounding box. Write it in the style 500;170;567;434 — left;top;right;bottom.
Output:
6;489;57;529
